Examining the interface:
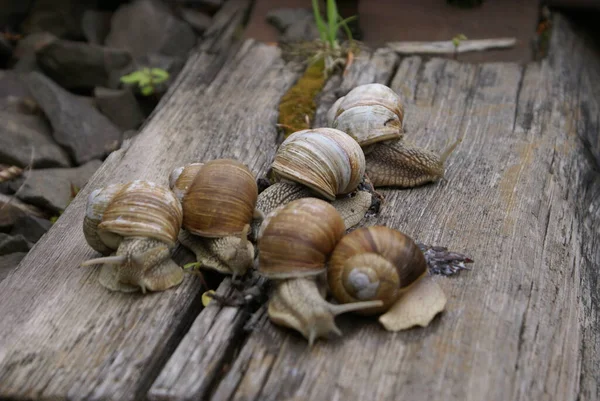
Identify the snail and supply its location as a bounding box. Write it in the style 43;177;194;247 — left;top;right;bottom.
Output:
327;225;448;331
327;83;461;188
254;127;374;237
169;159;258;278
257;197;383;345
81;180;184;293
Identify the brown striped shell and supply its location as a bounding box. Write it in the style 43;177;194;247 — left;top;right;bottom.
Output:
169;162;204;202
327;226;427;315
94;180;183;249
327;83;405;146
257;198;346;279
83;183;126;254
176;159;258;238
271;128;365;201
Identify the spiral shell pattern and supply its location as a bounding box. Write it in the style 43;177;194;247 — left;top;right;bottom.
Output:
327;83;405;146
181;159;258;238
258;198;346;279
97;180;183;248
271;128;365;201
327;226;426;314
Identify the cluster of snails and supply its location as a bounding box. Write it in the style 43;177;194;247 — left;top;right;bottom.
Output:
80;83;469;345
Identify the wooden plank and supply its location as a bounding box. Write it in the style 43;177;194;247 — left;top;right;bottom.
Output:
207;14;599;401
0;7;300;401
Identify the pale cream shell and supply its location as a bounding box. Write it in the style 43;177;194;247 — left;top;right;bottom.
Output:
328;83;404;146
271;128;365;201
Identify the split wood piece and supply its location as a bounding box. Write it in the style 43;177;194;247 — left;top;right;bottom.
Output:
387;38;517;55
204;14;599;401
0;4;296;401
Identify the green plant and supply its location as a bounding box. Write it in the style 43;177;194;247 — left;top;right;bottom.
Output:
311;0;357;73
312;0;356;50
452;34;467;59
120;68;170;96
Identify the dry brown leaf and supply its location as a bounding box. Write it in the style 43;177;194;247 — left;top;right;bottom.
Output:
378;276;447;331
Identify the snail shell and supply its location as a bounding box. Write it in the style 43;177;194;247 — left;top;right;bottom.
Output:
172;159;258;238
257;197;346;279
270;128;366;201
327;83;404;147
327;225;427;314
83;180;182;253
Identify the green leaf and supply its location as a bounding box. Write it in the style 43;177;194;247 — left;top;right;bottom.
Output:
312;0;328;43
140;85;154;96
120;72;143;84
327;0;339;46
183;262;202;270
151;68;169;82
335;15;357;41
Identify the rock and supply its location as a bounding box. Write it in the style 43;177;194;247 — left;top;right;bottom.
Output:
0;192;48;230
0;70;33;99
26;72;122;165
0;0;33;30
10;215;52;243
0;110;71;168
0;252;27;282
81;10;112;45
21;0;97;39
266;8;313;33
94;87;145;131
105;0;196;60
36;39;132;90
179;8;212;34
0;233;31;255
8;160;102;213
0;36;12;67
12;32;57;73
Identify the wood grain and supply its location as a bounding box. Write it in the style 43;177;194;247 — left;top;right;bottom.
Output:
0;2;301;399
207;14;599;401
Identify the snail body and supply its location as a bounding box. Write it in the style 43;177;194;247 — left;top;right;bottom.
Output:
169;159;257;278
81;180;184;293
255;128;373;235
257;198;383;345
327;83;460;188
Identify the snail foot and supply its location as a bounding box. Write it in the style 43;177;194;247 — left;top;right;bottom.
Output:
417;242;474;276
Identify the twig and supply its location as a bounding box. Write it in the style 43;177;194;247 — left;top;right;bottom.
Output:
387;38;517;55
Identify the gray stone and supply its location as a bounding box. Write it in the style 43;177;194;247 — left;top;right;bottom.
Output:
0;0;33;29
26;72;122;165
10;215;53;243
81;10;112;45
94;87;145;131
0;193;48;230
9;160;102;213
12;32;57;73
36;39;132;90
0;37;11;66
105;0;196;60
266;8;313;32
179;8;212;34
0;233;30;255
0;71;39;114
20;0;97;39
0;110;71;168
0;252;27;282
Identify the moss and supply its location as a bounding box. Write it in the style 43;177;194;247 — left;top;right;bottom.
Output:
277;57;327;138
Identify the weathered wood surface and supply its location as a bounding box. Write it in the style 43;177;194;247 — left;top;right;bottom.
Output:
0;1;303;400
149;14;600;401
